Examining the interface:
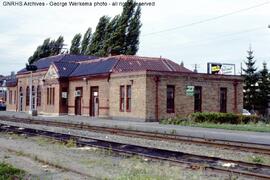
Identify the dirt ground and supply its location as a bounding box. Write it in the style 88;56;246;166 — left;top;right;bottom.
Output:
0;132;248;180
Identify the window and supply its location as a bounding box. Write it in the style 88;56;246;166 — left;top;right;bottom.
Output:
26;86;29;106
47;87;55;105
126;85;131;112
9;91;12;104
52;88;55;105
14;90;16;104
32;86;36;109
220;88;227;113
167;85;175;113
47;88;49;105
37;86;41;106
194;86;202;112
120;86;125;112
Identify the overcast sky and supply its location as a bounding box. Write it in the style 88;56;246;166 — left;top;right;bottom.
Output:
0;0;269;75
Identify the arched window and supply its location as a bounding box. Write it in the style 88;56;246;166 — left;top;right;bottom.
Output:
26;86;29;106
19;87;23;95
37;86;41;106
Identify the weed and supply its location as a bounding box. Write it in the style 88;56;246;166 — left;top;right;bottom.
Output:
170;129;176;135
251;156;264;164
3;156;10;159
0;162;25;180
65;138;77;148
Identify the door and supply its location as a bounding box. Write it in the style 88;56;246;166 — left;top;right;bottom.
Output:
60;87;68;114
90;87;99;117
75;87;83;115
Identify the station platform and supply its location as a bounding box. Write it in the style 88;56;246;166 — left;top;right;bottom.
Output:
0;111;270;145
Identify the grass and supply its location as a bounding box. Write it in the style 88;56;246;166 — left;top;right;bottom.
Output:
161;119;270;133
182;121;270;133
0;162;25;180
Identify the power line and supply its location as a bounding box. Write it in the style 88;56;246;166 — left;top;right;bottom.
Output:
171;26;267;49
142;1;270;37
147;25;268;50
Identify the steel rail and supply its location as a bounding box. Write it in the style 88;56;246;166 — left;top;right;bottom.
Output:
0;116;270;156
1;123;270;179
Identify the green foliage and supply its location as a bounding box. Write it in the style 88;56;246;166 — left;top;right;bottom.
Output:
28;36;65;64
161;112;261;125
243;47;259;111
65;138;77;148
87;16;110;56
251;156;264;164
89;0;142;56
70;33;82;55
125;5;142;55
80;28;92;55
160;113;270;133
0;162;25;180
29;0;142;60
103;15;121;55
190;112;259;124
257;62;270;116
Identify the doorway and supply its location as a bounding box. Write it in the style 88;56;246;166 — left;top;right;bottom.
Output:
90;87;99;117
75;87;83;115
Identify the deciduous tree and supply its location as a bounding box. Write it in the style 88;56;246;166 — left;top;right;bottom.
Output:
70;33;82;55
81;28;92;55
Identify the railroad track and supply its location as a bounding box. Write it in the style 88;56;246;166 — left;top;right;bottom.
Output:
0;115;270;156
1;122;270;179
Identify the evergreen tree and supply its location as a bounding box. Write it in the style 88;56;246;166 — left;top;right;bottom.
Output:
28;37;65;64
87;16;110;56
70;33;82;55
125;5;142;55
243;47;259;111
81;28;92;55
257;62;270;116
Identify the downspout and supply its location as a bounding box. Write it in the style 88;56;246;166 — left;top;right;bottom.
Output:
154;76;160;121
233;81;238;113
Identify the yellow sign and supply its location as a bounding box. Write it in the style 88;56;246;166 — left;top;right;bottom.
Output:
211;65;221;72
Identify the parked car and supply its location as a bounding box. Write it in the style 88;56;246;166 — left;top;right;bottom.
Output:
242;109;251;116
0;101;6;111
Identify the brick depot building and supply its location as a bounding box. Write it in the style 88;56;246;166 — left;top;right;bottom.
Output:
6;54;243;121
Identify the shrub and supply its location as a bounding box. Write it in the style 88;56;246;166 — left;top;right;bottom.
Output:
190;112;239;124
160;112;264;125
238;115;260;124
187;112;260;124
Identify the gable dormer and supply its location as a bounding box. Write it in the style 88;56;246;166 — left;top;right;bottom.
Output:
45;65;59;80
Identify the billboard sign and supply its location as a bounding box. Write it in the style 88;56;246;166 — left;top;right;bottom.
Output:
207;63;235;75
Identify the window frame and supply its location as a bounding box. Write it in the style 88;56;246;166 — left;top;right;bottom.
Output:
37;86;41;107
26;86;29;106
119;85;125;112
47;88;50;105
126;85;131;112
220;87;227;113
194;86;202;112
166;85;175;113
9;91;12;104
